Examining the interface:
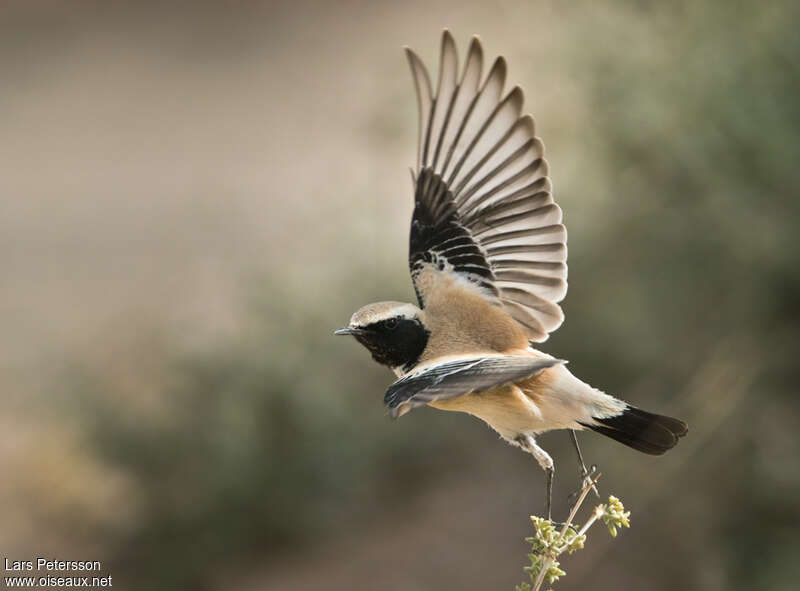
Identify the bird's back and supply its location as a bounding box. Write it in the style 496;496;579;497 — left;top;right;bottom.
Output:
416;266;530;365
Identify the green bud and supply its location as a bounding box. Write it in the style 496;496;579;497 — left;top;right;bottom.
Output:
565;534;586;554
546;560;566;584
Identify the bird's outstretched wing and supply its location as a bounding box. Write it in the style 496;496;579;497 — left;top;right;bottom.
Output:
384;355;563;418
407;31;567;341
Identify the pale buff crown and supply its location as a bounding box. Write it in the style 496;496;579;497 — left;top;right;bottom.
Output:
348;301;423;328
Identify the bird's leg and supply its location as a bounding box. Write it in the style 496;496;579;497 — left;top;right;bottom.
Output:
545;465;554;522
516;435;556;522
568;430;599;506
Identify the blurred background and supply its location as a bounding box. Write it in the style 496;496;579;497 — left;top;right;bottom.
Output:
1;1;798;589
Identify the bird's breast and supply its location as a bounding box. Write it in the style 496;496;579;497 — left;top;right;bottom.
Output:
428;382;545;440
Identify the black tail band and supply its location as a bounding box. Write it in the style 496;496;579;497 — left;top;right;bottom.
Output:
580;406;688;455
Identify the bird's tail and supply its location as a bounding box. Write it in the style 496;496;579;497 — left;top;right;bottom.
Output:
581;406;688;455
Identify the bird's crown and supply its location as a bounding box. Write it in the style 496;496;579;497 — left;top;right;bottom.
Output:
348;301;421;329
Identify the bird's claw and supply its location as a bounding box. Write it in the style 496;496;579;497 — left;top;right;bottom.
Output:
583;463;600;498
568;464;600;508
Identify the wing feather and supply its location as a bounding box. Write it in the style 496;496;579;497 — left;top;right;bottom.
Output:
429;31;459;171
407;31;568;341
445;57;507;187
405;47;433;173
439;37;483;177
384;355;564;417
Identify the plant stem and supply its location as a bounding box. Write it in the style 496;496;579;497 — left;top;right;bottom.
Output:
577;505;605;538
531;551;551;591
531;473;603;591
559;472;602;538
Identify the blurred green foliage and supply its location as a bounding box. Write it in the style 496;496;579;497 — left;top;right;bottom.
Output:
56;277;473;590
2;1;799;590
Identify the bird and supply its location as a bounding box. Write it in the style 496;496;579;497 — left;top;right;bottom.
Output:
334;30;687;521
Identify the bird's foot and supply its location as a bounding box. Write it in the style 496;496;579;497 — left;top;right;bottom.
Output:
582;463;600;497
567;463;599;509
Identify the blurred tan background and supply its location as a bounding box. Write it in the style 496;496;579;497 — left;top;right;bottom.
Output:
1;1;798;589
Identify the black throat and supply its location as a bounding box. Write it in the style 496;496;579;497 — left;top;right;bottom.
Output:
354;317;429;372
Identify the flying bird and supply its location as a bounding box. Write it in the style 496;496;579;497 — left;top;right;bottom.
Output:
335;30;687;520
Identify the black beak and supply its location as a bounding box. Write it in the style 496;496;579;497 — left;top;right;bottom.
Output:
333;327;365;336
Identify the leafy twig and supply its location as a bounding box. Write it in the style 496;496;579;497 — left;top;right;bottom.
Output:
516;473;631;591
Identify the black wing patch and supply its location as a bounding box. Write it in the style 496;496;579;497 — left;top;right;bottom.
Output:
409;169;497;305
384;355;564;418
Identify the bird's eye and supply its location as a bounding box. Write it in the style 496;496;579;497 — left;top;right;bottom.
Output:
385;317;399;330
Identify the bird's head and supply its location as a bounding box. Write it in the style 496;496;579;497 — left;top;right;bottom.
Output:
335;301;428;371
